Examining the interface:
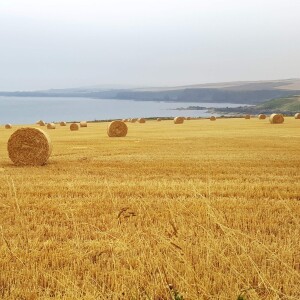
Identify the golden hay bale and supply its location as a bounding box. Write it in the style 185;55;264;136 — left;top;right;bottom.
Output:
122;119;128;122
36;120;46;126
130;118;138;123
107;121;128;137
80;121;87;127
60;121;67;126
47;123;56;129
36;120;44;125
157;118;162;121
269;113;284;124
258;114;266;119
245;115;251;119
174;117;184;124
295;113;300;119
5;124;12;129
7;128;52;166
70;123;79;131
210;116;216;121
138;118;146;123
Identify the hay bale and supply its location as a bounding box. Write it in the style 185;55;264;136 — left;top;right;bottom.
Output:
60;121;67;126
80;121;87;127
258;114;266;120
174;117;184;124
5;124;12;129
138;118;146;123
36;120;45;126
130;118;138;123
245;115;251;119
157;118;162;121
47;123;56;129
269;113;284;124
70;123;79;131
107;121;128;137
36;120;46;126
210;116;216;121
7;128;52;166
186;117;191;120
295;113;300;119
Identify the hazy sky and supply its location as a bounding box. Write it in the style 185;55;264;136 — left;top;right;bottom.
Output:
0;0;299;90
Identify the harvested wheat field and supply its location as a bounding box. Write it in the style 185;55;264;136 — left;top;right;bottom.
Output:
0;118;299;299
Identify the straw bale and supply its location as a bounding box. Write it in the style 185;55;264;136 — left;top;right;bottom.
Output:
60;121;67;126
138;118;146;123
269;113;284;124
70;123;79;131
131;118;138;123
36;120;46;126
245;115;251;119
47;123;56;129
295;113;300;119
7;128;52;166
5;124;12;129
80;121;87;127
258;114;266;119
174;117;184;124
107;121;128;137
210;116;216;121
157;118;162;121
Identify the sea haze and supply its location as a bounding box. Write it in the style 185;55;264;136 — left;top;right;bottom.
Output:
0;97;247;124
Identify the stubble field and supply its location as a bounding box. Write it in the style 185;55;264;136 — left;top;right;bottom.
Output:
0;118;299;299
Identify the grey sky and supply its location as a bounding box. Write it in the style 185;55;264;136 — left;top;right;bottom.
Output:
0;0;299;90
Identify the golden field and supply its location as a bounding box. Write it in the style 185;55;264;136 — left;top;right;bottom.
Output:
0;118;299;299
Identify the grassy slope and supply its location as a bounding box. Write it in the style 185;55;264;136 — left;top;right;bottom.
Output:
0;119;300;299
256;95;300;112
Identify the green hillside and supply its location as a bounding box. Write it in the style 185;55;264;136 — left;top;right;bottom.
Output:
256;95;300;112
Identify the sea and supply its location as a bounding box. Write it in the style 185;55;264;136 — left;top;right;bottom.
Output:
0;96;245;124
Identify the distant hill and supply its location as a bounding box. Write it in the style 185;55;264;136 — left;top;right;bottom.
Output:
256;95;300;111
1;78;300;105
200;95;300;115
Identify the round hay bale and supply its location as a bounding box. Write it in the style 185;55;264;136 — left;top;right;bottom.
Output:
131;118;138;123
60;121;67;126
107;121;128;137
122;119;128;122
295;113;300;119
174;117;184;124
36;120;45;126
210;116;216;121
269;113;284;124
157;118;162;121
245;115;251;119
36;120;46;126
47;123;56;129
138;118;146;123
80;121;87;127
7;128;52;166
5;124;12;129
70;123;79;131
186;117;191;120
258;114;266;120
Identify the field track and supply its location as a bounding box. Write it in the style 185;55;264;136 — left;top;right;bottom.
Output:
0;118;299;299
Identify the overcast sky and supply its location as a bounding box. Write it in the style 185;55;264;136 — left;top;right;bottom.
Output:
0;0;299;90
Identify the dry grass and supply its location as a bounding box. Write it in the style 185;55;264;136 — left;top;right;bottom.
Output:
0;118;299;299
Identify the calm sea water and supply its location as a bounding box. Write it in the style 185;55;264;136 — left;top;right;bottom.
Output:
0;96;245;124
